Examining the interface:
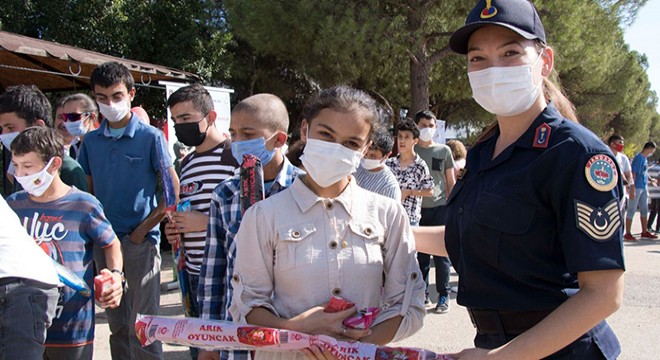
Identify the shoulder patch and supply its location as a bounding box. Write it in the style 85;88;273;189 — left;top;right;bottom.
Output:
575;199;621;242
533;123;551;149
585;154;618;192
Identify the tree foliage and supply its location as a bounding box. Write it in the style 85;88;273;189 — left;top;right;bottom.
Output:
0;0;657;150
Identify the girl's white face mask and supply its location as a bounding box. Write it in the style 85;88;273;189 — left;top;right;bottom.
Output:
301;138;365;188
468;52;544;117
15;158;55;197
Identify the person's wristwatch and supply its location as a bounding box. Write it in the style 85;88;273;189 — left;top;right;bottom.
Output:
110;269;127;290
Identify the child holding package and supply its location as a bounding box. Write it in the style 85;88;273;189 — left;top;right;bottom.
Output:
6;126;123;360
229;86;425;360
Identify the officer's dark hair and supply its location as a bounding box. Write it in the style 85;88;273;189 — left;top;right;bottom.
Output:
643;141;656;150
11;126;64;163
303;85;382;137
397;118;420;139
414;110;436;124
90;62;135;91
0;85;53;127
370;129;394;156
607;134;624;145
167;84;214;116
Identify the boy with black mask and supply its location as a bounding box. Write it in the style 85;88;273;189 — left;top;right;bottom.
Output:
165;84;239;359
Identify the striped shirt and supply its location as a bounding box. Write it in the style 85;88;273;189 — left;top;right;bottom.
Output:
647;163;660;199
354;165;401;200
179;141;239;275
7;187;116;346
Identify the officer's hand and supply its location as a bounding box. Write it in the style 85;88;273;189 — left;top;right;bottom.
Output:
198;350;219;360
171;211;208;233
164;222;180;245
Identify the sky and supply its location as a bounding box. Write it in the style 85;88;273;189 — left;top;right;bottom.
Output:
623;0;660;110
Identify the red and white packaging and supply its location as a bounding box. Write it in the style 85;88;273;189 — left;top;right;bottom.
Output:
94;272;114;301
135;314;455;360
324;296;355;313
324;296;380;329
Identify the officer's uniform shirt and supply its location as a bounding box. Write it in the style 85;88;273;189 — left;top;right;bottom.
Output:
445;103;625;355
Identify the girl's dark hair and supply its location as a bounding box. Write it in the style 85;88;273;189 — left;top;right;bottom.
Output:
11;126;64;163
303;86;382;135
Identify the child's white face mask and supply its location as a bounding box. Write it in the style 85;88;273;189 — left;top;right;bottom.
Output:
15;158;55;197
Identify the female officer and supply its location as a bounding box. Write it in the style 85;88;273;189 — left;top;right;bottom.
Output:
416;0;624;358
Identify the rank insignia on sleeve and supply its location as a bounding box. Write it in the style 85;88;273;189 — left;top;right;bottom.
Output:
575;199;621;242
585;154;618;192
532;123;551;149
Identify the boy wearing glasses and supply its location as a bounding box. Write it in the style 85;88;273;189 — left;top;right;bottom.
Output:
0;85;88;193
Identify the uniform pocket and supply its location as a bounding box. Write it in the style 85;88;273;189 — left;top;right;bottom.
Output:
348;221;384;265
473;192;535;235
275;223;316;271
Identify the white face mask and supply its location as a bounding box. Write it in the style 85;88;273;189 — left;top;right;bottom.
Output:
98;100;130;123
301;138;364;188
419;127;435;142
468;54;543;117
15;158;55;197
64;119;89;137
361;158;383;171
0;131;20;149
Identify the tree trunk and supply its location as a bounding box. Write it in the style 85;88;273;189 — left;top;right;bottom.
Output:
410;51;430;116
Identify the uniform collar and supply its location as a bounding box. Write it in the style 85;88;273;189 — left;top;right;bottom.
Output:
98;112;141;139
290;175;356;215
514;102;562;150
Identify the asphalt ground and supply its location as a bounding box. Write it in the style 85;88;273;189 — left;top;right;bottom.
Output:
94;216;660;359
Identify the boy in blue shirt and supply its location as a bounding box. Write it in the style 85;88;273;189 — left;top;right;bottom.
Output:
77;61;179;359
7;126;123;360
